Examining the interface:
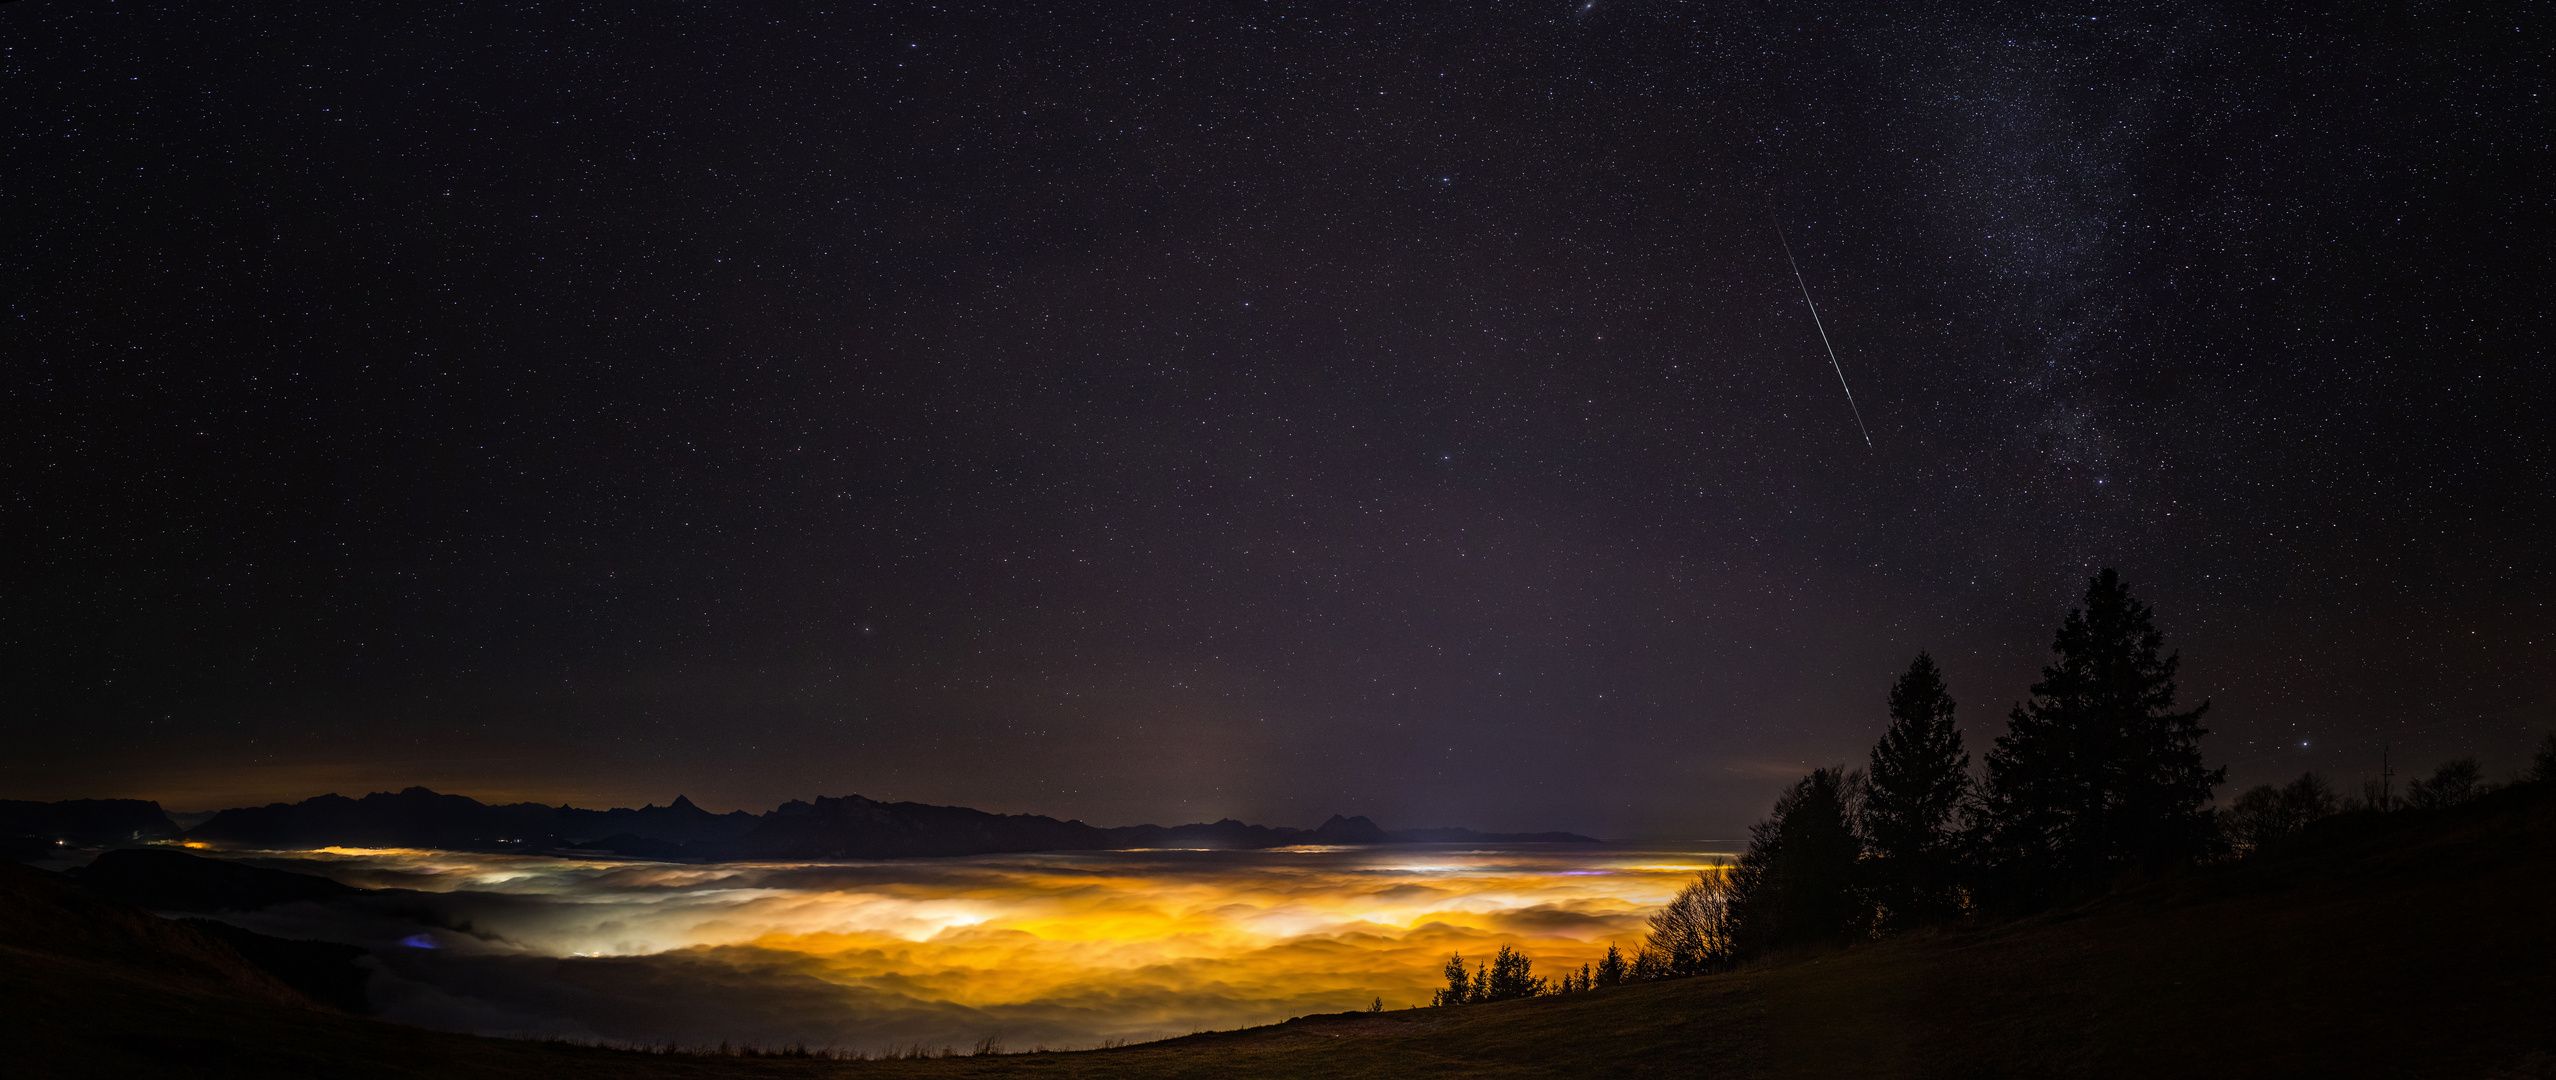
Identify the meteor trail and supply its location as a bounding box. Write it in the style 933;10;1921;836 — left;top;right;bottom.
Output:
1770;209;1873;449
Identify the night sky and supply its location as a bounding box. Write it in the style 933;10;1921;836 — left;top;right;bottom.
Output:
7;1;2548;836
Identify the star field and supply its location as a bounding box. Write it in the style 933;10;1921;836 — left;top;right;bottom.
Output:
5;1;2548;834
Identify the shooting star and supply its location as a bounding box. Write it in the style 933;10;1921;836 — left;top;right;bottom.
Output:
1769;208;1873;449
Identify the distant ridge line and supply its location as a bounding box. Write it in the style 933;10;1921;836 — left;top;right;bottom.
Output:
154;787;1600;860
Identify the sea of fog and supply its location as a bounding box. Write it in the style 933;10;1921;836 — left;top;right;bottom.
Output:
175;843;1739;1053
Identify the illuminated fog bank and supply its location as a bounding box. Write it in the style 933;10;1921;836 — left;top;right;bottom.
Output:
203;843;1733;1052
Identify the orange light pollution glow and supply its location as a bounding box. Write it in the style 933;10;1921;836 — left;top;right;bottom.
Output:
210;843;1737;1051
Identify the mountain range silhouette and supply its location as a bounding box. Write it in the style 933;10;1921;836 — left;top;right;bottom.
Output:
147;787;1597;860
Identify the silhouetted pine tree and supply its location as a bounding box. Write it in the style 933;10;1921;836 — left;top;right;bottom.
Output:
1974;569;2224;906
1594;943;1628;987
1432;952;1473;1007
2531;735;2556;783
1729;768;1869;954
1482;944;1546;1000
1863;652;1970;928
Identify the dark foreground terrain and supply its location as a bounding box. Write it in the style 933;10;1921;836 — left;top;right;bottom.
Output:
5;784;2552;1079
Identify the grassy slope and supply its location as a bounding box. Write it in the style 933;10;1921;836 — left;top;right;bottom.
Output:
6;785;2551;1079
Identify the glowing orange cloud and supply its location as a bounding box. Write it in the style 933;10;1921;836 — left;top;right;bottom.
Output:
214;843;1734;1049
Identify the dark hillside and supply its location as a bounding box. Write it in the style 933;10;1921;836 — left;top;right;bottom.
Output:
0;798;182;847
0;863;337;1013
75;847;362;911
5;784;2551;1078
1747;779;2556;1078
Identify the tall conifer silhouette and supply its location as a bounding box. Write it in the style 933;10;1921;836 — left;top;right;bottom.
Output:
1729;768;1867;953
1864;652;1970;926
1976;569;2222;905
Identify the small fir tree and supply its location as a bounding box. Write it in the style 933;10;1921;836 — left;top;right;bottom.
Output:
1594;943;1628;987
1482;945;1546;1001
1432;952;1472;1007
